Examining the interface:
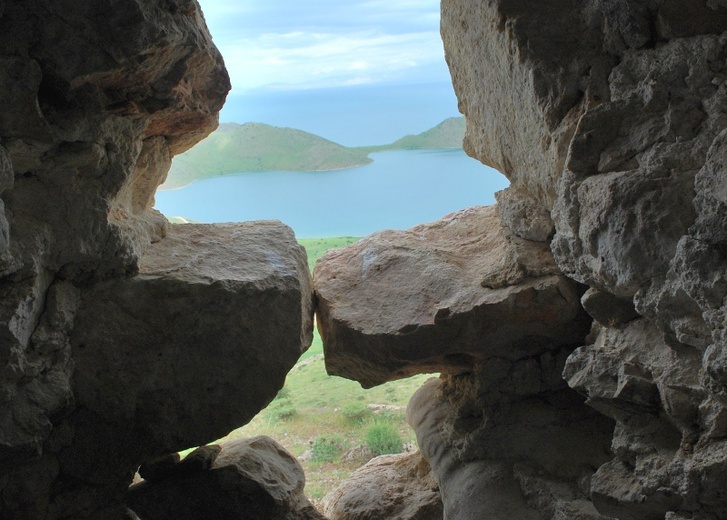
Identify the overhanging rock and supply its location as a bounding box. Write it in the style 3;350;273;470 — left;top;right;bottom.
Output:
62;221;313;510
314;205;590;388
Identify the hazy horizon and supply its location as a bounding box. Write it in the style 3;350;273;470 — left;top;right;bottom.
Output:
195;0;462;146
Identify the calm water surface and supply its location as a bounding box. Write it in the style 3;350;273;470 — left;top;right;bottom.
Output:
155;149;509;238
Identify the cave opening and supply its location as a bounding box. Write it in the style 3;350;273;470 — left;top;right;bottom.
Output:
142;0;510;508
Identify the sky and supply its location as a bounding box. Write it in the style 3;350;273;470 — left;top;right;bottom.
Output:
196;0;451;93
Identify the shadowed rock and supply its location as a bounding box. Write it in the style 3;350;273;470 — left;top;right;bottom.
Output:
314;205;590;388
128;436;324;520
60;222;313;508
441;0;727;517
408;378;613;520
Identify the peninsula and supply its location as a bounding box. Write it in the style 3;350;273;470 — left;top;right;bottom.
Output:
160;117;466;190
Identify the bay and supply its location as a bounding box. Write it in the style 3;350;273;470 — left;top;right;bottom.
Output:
154;149;509;238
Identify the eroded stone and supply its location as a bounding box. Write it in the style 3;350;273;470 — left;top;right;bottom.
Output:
128;436;324;520
322;451;443;520
314;205;589;388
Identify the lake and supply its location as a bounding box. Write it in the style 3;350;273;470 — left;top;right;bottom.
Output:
154;149;509;238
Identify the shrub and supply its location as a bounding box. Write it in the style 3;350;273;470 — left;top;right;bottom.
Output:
365;421;403;456
311;435;345;463
341;402;372;425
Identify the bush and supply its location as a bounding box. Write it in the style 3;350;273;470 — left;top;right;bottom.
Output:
365;421;403;456
341;402;372;425
311;435;345;463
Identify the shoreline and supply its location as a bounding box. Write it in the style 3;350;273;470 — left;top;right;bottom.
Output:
157;148;463;191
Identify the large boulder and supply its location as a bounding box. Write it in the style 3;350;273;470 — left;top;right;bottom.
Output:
314;205;590;388
322;451;443;520
1;220;313;519
128;436;325;520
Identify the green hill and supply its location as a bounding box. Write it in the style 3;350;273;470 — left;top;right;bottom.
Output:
161;123;373;189
160;117;466;189
360;116;465;153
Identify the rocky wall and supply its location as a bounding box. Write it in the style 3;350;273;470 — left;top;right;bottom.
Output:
440;0;726;518
0;2;315;519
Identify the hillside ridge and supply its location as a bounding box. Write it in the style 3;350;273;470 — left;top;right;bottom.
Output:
161;118;466;189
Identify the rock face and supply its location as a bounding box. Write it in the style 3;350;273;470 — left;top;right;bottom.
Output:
0;2;315;518
128;436;325;520
315;206;610;518
321;451;443;520
408;379;612;520
314;205;591;388
435;0;727;518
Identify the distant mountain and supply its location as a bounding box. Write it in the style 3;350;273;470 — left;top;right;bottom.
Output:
160;117;466;189
160;123;373;189
360;117;465;152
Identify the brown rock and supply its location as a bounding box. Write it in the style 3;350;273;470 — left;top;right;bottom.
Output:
314;205;589;388
322;451;443;520
128;436;325;520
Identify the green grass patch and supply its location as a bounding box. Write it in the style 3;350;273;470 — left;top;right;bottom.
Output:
311;435;346;464
296;236;360;271
366;420;403;456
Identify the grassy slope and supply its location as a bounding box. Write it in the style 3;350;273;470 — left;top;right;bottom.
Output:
161;123;373;189
217;236;435;500
359;116;465;153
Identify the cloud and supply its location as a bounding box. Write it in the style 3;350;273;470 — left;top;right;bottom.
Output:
198;0;448;92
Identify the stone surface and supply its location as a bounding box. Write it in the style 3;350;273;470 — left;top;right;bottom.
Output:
322;451;443;520
495;186;554;242
439;1;727;518
127;436;325;520
314;205;590;388
581;288;640;328
56;222;312;512
407;378;612;520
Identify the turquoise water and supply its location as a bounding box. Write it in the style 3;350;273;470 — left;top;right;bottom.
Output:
155;149;509;238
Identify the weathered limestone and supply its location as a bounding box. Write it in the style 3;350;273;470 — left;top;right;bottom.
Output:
321;451;443;520
437;0;727;518
0;2;318;518
2;221;313;518
408;378;612;520
315;205;612;518
128;437;324;520
314;205;590;388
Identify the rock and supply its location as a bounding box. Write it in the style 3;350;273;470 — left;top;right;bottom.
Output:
440;1;727;517
495;186;554;242
691;128;727;247
581;288;640;328
62;222;312;495
314;205;590;388
407;379;613;520
322;451;443;520
128;436;325;520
